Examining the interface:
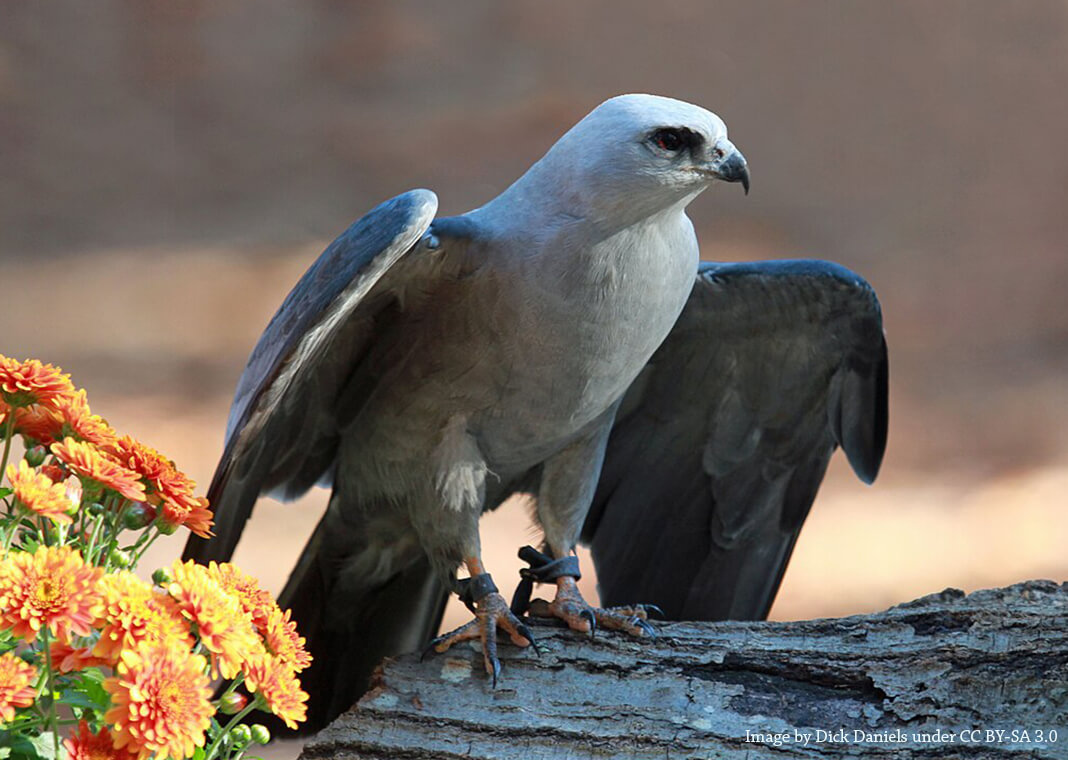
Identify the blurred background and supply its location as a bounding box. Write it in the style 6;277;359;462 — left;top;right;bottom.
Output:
3;0;1067;690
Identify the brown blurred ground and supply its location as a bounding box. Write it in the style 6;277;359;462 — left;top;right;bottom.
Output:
2;3;1068;746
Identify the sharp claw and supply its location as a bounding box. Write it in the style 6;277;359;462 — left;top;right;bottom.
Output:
637;618;657;637
641;604;665;620
580;608;597;638
517;622;541;656
421;633;446;661
490;656;501;688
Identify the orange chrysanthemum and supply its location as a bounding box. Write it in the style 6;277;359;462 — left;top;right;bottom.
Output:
0;652;37;724
50;640;111;674
262;605;312;672
168;560;262;678
54;389;118;448
208;561;275;630
104;642;214;760
0;355;75;410
52;437;146;503
162;495;213;538
65;720;139;760
0;544;104;643
12;404;63;446
107;436;212;537
14;391;116;449
93;571;192;666
6;459;74;523
244;654;309;730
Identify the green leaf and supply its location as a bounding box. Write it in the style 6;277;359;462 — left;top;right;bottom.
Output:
0;731;59;760
0;487;12;499
59;670;110;716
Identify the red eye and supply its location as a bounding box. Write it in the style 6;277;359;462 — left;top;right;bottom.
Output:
653;128;684;152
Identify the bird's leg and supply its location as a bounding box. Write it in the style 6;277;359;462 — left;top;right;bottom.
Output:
512;546;658;637
515;412;657;636
426;556;538;686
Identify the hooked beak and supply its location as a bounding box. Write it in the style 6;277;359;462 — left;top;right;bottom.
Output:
707;141;750;195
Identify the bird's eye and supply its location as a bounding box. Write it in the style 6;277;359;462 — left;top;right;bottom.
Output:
652;128;684;152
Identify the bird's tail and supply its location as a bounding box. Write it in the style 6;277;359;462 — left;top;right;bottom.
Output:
279;500;449;734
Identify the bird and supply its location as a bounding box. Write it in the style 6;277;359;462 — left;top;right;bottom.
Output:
183;93;887;732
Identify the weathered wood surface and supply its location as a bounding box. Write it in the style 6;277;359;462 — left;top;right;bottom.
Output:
300;581;1068;760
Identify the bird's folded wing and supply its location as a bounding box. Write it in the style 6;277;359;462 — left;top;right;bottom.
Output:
581;259;888;621
184;190;438;563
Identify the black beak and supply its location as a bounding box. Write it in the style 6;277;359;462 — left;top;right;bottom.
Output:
718;151;750;195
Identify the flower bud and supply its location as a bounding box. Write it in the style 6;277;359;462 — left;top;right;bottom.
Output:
229;724;252;746
250;725;271;745
87;502;106;517
24;445;47;467
109;549;132;569
151;567;174;586
122;502;155;530
155;517;179;535
40;463;67;483
218;691;249;715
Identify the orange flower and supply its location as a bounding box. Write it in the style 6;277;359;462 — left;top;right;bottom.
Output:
0;651;37;724
104;642;214;760
244;654;309;730
107;436;212;536
12;405;63;446
162;495;213;538
168;560;263;678
6;459;75;523
93;571;192;666
49;640;111;673
52;437;146;503
54;389;118;448
0;356;75;410
262;605;312;672
209;561;275;629
65;720;139;760
0;544;104;643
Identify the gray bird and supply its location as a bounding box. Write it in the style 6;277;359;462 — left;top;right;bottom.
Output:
184;94;887;731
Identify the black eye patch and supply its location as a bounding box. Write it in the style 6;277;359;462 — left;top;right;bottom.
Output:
650;127;704;153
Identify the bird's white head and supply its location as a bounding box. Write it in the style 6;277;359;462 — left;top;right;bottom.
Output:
487;94;749;233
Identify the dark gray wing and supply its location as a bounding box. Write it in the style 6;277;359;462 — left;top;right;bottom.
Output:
184;189;438;563
581;259;888;621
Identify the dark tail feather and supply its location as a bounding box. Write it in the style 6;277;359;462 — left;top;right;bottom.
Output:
183;455;260;563
279;513;449;734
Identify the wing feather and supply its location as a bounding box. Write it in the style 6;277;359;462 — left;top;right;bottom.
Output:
183;190;438;563
582;259;888;620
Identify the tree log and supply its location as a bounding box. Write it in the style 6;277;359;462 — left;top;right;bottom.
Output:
300;581;1068;759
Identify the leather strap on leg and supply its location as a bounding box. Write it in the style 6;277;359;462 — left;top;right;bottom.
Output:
455;572;498;614
510;545;581;615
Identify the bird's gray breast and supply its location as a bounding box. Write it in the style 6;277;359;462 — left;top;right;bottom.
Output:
475;211;700;466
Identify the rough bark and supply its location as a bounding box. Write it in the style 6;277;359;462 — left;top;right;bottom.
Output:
300;581;1068;760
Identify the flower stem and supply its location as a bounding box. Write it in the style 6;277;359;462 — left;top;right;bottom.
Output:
85;511;106;565
0;412;15;486
204;697;260;760
40;626;61;759
129;526;162;568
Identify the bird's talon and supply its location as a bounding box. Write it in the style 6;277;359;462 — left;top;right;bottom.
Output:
637;618;657;637
580;608;597;638
641;603;665;620
427;590;535;686
516;622;541;655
